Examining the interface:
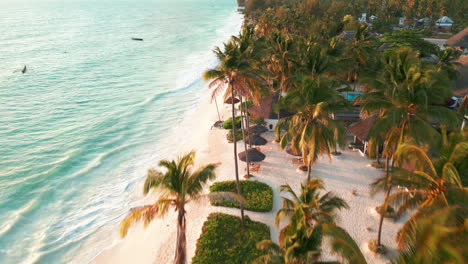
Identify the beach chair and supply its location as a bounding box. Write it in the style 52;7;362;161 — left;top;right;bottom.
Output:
291;158;303;166
250;163;261;173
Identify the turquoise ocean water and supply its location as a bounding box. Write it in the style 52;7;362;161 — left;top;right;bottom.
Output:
0;0;241;263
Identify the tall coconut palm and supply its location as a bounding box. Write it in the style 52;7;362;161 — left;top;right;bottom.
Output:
369;126;401;248
362;47;459;249
119;151;218;264
254;178;366;264
358;47;459;148
232;25;267;177
342;23;374;90
371;143;468;248
203;34;263;224
275;76;347;180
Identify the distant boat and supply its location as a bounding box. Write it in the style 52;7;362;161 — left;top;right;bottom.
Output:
131;37;143;41
21;65;27;74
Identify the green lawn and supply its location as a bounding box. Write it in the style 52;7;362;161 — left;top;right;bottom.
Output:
192;213;271;264
210;180;273;212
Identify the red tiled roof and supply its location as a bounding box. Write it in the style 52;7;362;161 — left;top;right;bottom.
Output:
347;115;377;142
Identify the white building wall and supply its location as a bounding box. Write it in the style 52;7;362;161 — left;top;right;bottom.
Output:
265;119;279;131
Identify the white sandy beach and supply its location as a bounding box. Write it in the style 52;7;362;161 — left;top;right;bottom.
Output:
92;90;403;264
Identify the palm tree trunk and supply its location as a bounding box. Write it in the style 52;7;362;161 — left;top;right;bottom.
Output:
376;144;380;164
231;88;245;225
174;209;187;264
307;161;312;182
377;157;391;247
214;97;221;122
240;97;250;178
244;103;252;149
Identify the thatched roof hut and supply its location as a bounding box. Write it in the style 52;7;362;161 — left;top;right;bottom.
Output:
248;125;268;134
238;148;266;162
224;97;240;104
244;135;268;146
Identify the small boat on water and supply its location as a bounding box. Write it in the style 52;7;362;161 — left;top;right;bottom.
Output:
131;37;143;41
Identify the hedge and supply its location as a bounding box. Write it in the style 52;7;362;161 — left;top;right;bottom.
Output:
222;116;242;129
210;180;273;212
192;213;270;264
227;130;243;142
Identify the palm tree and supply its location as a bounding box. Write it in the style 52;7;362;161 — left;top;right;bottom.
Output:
232;26;267;177
341;23;374;90
203;35;262;224
254;178;367;264
392;205;467;264
358;47;459;148
372;143;468;248
369;126;401;248
361;47;460;249
119;151;218;264
435;47;462;81
275;178;349;228
275;77;347;180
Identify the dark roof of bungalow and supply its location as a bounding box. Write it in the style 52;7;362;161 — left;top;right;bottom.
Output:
447;27;468;48
347;115;377;142
378;42;393;52
339;31;355;40
454;55;468;95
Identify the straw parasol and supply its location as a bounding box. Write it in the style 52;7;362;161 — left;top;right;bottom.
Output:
238;148;266;162
248;124;268;134
285;144;302;157
244;135;268;146
224;97;240;104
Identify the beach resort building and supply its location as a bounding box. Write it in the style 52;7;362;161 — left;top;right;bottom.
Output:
435;16;454;32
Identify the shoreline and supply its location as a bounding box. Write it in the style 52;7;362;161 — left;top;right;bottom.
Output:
91;86;246;264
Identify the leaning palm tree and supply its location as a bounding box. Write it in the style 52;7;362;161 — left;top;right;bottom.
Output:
275;76;347;180
254;178;366;264
203;36;262;224
372;143;468;248
120;151;218;264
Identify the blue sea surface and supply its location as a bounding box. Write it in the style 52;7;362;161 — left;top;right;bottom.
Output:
0;0;241;263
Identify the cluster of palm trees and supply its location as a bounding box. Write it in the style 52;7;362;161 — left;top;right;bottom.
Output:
117;1;467;263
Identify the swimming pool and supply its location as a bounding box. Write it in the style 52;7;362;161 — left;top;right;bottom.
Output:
340;92;362;101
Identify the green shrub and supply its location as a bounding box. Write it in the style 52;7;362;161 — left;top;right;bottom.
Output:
252;117;266;125
222;116;242;129
227;130;243;142
210;180;273;212
192;213;270;264
238;100;253;111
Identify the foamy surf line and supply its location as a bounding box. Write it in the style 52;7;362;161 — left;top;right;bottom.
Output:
82;10;243;264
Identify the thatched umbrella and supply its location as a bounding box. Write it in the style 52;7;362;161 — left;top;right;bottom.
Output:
285;144;302;157
248;124;268;134
224;97;240;104
244;135;267;146
238;148;266;162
